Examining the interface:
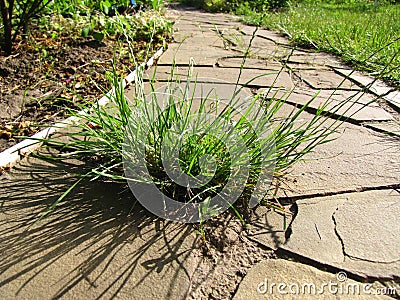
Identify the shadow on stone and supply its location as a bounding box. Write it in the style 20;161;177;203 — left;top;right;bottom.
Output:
0;157;198;299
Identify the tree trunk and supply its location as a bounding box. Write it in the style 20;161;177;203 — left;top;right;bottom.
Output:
0;0;13;55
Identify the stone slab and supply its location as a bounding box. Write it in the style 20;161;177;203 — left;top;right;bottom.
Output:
146;66;294;89
0;158;199;300
178;17;241;25
286;62;331;71
172;32;226;48
334;68;400;111
282;189;400;278
334;68;393;96
217;56;283;69
334;199;400;264
214;28;291;58
158;42;232;66
384;90;400;111
247;46;291;60
247;208;293;250
173;11;238;23
171;22;205;33
224;34;278;49
296;69;362;90
288;50;345;68
365;121;400;137
259;86;393;122
276;124;400;197
236;25;292;46
233;259;391;299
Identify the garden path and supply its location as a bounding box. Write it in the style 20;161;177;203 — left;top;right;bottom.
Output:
0;4;399;299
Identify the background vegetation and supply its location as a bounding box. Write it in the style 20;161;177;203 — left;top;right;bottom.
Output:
239;0;400;85
180;0;400;86
0;0;168;55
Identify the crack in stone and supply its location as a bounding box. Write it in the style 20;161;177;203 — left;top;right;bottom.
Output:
332;209;400;265
314;223;322;240
344;256;400;265
275;183;400;204
332;208;346;263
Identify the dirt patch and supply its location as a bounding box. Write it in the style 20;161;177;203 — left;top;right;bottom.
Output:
0;23;165;152
189;214;275;299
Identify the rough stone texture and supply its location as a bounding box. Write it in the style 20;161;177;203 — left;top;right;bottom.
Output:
333;68;400;112
233;259;391;300
288;50;345;68
281;125;400;197
238;27;292;46
334;68;393;96
247;46;292;60
296;69;362;90
172;32;226;48
145;65;295;90
0;158;199;300
217;56;283;70
366;121;400;136
282;189;400;278
259;86;393;122
384;90;400;111
1;5;400;300
334;200;400;264
158;41;233;66
247;207;293;250
218;32;291;58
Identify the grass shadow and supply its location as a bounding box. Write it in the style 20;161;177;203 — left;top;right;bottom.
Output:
0;156;198;299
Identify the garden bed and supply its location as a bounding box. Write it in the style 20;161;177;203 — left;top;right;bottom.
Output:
0;5;172;152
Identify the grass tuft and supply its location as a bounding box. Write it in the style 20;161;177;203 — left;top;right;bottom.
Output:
26;28;389;224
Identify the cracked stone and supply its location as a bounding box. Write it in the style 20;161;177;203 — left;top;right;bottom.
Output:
224;34;278;49
288;50;346;68
334;68;393;96
0;157;199;299
158;42;233;66
236;25;292;46
217;57;283;70
282;190;400;278
246;209;292;250
173;32;226;48
333;196;400;264
259;86;393;122
233;259;391;300
366;121;400;136
384;90;400;111
247;46;291;60
296;69;362;90
279;124;400;197
284;197;346;264
145;66;294;90
333;68;400;111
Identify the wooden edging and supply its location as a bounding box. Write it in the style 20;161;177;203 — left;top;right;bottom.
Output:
0;47;164;173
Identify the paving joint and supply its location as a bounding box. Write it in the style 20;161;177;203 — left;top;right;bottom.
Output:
274;183;400;205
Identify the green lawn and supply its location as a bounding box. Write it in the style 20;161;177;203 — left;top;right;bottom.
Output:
238;1;400;86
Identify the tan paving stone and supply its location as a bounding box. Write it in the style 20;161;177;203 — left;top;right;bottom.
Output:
145;65;295;89
0;159;199;300
280;123;400;197
296;69;362;90
259;86;393;122
282;190;400;278
234;259;392;299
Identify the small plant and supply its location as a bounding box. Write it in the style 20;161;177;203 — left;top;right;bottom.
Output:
38;9;172;46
